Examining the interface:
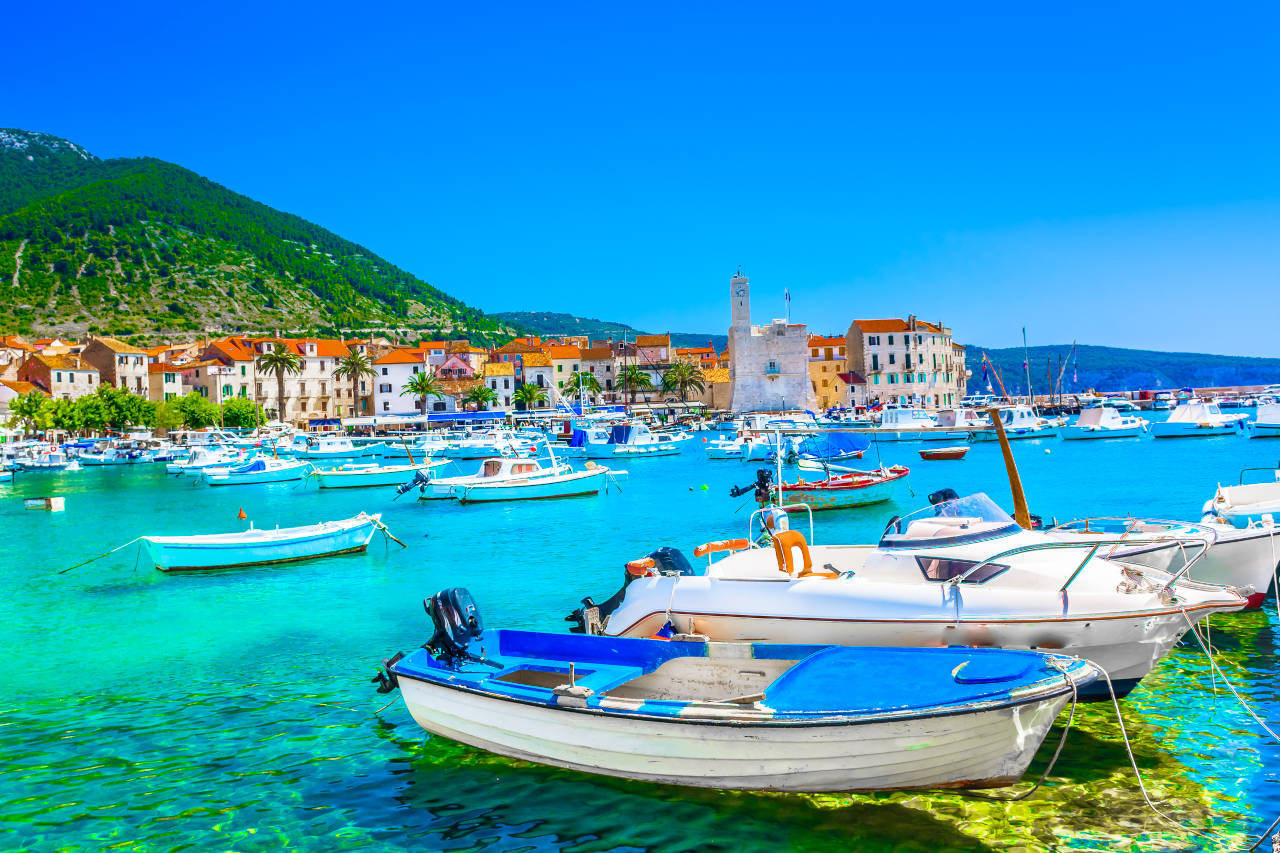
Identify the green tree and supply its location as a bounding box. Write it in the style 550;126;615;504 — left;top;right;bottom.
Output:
49;398;82;434
512;383;548;411
6;390;50;435
619;365;654;405
220;397;263;428
463;384;498;411
401;370;444;415
564;371;601;404
153;399;185;433
256;347;302;422
75;394;110;432
662;362;706;403
332;349;377;415
171;392;220;428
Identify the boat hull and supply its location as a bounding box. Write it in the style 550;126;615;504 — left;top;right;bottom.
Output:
204;463;312;485
1249;424;1280;439
454;468;609;502
771;472;908;510
1150;423;1239;438
313;462;444;488
395;673;1073;792
142;516;378;571
1060;426;1144;440
968;427;1058;442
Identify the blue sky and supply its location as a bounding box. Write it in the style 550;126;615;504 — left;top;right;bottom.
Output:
7;2;1279;353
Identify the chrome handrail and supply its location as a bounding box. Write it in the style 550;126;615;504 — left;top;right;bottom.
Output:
748;502;815;545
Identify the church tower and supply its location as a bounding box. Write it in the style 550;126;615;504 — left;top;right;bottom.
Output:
729;271;750;330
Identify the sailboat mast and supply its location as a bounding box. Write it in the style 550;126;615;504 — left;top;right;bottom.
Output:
1022;327;1034;408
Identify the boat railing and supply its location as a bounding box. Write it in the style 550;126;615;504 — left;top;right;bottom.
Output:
1236;466;1280;486
945;532;1216;594
748;503;815;546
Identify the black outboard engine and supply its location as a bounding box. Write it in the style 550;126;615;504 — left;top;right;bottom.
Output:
425;587;485;665
395;468;433;498
729;468;774;503
929;487;960;506
567;547;696;634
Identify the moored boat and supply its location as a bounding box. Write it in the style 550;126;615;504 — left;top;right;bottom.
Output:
1248;403;1280;439
1201;470;1280;529
376;588;1098;792
202;457;314;486
766;465;910;511
140;512;381;571
968;406;1060;441
313;459;450;489
919;446;969;461
1150;399;1247;438
403;456;581;500
292;435;386;459
1060;407;1148;440
451;463;613;503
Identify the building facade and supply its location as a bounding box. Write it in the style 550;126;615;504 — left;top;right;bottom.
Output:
82;336;149;397
726;272;816;412
807;334;849;410
845;316;967;408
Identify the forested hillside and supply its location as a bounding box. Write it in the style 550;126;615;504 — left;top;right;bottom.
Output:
492;310;727;351
0;129;520;344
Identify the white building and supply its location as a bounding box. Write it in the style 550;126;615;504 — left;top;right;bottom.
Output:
726;272;816;412
845;317;967;408
371;349;457;415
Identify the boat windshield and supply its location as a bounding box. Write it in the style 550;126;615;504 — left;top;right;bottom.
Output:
879;493;1021;548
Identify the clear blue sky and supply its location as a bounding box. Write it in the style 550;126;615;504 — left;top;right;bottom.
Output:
7;2;1279;353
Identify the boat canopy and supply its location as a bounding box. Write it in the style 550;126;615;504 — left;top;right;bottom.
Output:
798;432;870;459
608;424;632;445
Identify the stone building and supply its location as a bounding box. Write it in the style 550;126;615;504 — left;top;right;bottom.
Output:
845;316;967;408
726;272;816;413
81;336;149;398
807;334;849;410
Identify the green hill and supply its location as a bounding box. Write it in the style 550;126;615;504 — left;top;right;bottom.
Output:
491;310;727;351
966;344;1280;394
0;128;520;344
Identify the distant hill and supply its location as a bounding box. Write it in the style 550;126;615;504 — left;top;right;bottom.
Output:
491;310;727;351
0;128;523;345
966;344;1280;394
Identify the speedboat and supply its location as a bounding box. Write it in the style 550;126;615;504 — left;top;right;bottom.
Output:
867;407;943;442
1202;470;1280;529
1150;399;1247;438
1047;516;1278;609
1060;407;1148;440
1248;403;1280;439
201;457;314;486
968;406;1060;441
402;456;587;501
166;446;248;475
313;459;450;489
140;512;382;571
292;434;386;459
1150;392;1176;411
574;422;691;458
705;436;747;459
379;433;454;460
568;492;1248;698
375;588;1098;792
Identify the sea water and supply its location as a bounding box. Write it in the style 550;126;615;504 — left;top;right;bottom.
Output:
2;424;1279;851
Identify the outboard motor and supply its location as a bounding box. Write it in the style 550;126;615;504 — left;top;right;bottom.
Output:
929;487;960;506
395;468;433;498
567;547;695;635
425;587;485;665
729;468;774;504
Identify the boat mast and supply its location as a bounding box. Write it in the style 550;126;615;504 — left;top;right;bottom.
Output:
1022;327;1034;409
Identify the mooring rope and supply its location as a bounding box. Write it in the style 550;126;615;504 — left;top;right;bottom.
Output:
1180;610;1280;742
58;537;143;575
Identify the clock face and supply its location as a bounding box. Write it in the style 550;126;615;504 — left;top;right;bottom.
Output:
733;286;747;297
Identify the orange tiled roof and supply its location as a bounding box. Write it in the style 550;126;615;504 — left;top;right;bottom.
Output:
32;353;96;371
917;320;944;333
0;379;38;393
635;334;670;347
522;352;551;367
546;345;581;359
0;335;35;352
483;362;515;377
418;340;449;350
208;337;257;361
580;346;614;360
374;349;429;365
853;319;911;333
90;335;146;354
703;368;730;383
496;339;543;354
807;335;845;347
953;342;966;350
286;338;351;358
676;346;715;356
147;362;183;375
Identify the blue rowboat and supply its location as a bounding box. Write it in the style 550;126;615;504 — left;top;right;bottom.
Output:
313;460;449;489
141;512;381;571
374;588;1097;792
202;457;313;486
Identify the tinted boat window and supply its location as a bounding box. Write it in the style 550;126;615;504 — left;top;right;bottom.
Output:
916;557;1008;584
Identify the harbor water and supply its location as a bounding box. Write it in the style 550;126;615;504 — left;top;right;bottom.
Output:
3;425;1280;851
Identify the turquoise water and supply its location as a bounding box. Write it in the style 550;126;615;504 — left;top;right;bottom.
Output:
3;424;1280;851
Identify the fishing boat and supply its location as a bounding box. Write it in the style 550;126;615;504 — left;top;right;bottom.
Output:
967;406;1059;441
1202;471;1280;529
568;492;1248;698
919;446;969;460
1249;403;1280;439
1048;516;1279;609
866;407;944;442
705;436;747;459
201;457;314;486
16;447;81;471
450;462;613;503
313;459;450;489
443;430;539;460
140;512;382;571
375;588;1097;792
574;422;691;458
1060;407;1148;440
291;434;386;459
79;445;148;465
794;432;869;464
403;456;581;500
166;446;248;475
761;465;910;511
1149;399;1247;438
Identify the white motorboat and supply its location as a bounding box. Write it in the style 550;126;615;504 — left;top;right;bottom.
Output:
377;588;1098;792
1150;392;1176;410
313;459;450;489
569;493;1248;698
140;513;381;571
968;406;1060;441
1248;403;1280;439
166;446;248;475
201;457;314;486
379;434;454;460
443;430;539;460
1060;407;1148;440
79;445;148;465
575;422;691;458
16;447;81;471
1202;470;1280;529
705;436;747;459
449;463;613;503
1150;399;1247;438
866;407;946;442
291;434;386;459
1048;517;1279;609
402;456;582;500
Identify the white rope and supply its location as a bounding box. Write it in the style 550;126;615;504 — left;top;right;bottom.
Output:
1180;609;1280;742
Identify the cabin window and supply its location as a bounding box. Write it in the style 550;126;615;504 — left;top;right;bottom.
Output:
916;557;1008;584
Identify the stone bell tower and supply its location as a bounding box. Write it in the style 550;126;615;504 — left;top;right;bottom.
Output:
729;270;750;331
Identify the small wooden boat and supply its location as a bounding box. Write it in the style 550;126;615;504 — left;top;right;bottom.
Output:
313;459;450;489
202;457;313;486
140;512;381;571
24;496;65;511
918;446;969;461
376;588;1098;792
768;465;910;510
454;464;611;503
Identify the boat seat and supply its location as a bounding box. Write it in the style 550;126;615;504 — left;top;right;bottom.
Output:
772;531;839;579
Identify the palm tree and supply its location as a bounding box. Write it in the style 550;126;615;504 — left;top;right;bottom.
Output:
619;365;654;405
402;370;444;415
333;350;377;416
567;370;602;405
256;347;302;422
512;383;548;411
662;362;706;403
464;384;499;411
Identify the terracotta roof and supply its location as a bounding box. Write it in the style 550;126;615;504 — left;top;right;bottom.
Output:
546;345;581;360
636;334;670;347
148;362;183;375
483;362;515;377
374;349;429;365
90;336;146;354
418;340;449;350
838;371;866;385
853;319;911;334
702;368;730;383
446;340;486;354
917;320;944;333
142;345;175;356
31;353;96;372
286;338;351;358
580;346;614;360
807;335;845;347
952;342;966;350
676;346;715;356
207;337;256;361
176;359;224;371
522;352;551;367
0;379;38;393
496;339;543;355
0;335;35;352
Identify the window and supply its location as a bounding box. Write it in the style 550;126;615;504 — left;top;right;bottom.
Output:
504;396;510;406
917;557;1008;584
56;371;62;383
382;401;389;411
872;375;880;385
240;365;247;376
888;353;896;365
412;365;420;374
379;383;391;393
222;384;233;397
868;335;879;346
557;364;563;372
503;379;510;389
433;401;446;412
888;374;897;384
239;387;247;398
320;382;327;395
165;373;175;383
888;335;894;345
381;367;388;375
766;360;779;375
871;354;879;371
811;348;818;357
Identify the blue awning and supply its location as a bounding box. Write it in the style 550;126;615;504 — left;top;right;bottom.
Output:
308;418;342;426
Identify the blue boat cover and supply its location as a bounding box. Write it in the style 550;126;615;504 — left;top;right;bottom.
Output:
608;424;632;446
569;429;588;448
797;432;871;459
231;459;267;474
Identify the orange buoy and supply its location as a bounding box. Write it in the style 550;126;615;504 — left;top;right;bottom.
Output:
237;507;247;520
